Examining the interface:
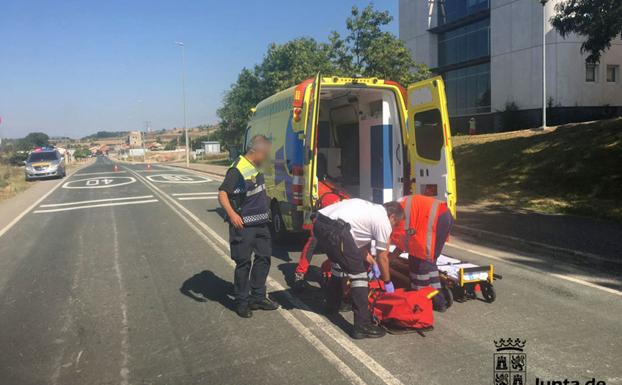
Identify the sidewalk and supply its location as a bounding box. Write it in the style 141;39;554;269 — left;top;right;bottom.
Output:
454;204;622;263
167;161;622;263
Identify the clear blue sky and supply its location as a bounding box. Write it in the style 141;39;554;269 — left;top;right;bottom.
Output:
0;0;398;139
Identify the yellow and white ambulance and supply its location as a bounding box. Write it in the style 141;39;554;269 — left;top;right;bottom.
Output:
245;75;456;238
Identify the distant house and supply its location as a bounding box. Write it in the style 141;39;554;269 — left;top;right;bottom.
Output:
202;141;221;154
128;131;143;148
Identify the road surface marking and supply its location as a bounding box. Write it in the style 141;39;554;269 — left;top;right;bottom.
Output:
171;192;218;196
40;195;154;208
62;177;136;189
447;242;622;297
74;171;127;176
146;174;211;184
33;199;158;213
0;167;82;239
110;211;130;385
177;196;217;201
126;167;408;385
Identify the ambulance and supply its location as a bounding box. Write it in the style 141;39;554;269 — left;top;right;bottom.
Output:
245;75;456;239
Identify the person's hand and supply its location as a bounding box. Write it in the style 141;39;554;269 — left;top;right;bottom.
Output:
229;213;244;229
383;281;395;293
368;264;381;280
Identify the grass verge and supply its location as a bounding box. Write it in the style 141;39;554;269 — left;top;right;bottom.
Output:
0;165;30;202
453;118;622;222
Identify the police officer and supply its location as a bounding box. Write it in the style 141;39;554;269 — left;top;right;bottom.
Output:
218;135;278;318
313;198;404;339
391;194;454;312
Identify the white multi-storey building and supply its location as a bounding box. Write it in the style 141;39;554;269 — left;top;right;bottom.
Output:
399;0;622;131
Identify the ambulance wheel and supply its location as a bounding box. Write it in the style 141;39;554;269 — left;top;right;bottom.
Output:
481;283;496;303
441;287;453;309
270;201;286;242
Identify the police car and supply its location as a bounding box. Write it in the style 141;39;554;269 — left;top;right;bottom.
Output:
24;147;66;181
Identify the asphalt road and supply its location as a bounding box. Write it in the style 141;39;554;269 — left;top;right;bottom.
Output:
0;157;620;385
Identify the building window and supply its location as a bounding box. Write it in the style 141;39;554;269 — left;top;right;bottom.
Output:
438;0;489;26
606;65;619;83
442;62;491;116
586;62;598;82
438;18;490;67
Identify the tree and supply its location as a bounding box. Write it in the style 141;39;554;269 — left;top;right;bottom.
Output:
328;4;430;84
16;132;50;150
551;0;622;62
218;38;336;146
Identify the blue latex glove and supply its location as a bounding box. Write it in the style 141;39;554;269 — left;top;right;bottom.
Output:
368;264;381;280
384;281;395;293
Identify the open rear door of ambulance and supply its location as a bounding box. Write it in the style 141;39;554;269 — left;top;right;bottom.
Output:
302;73;321;223
406;76;457;217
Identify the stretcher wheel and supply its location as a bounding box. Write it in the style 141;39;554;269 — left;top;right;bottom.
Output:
481;283;496;303
440;287;453;309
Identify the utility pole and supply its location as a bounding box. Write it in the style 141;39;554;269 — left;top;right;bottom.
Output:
539;0;548;130
175;41;189;166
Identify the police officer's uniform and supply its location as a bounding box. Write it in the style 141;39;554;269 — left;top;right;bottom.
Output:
219;155;271;307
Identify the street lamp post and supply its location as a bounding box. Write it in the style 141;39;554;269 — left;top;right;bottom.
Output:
539;0;548;130
175;41;190;166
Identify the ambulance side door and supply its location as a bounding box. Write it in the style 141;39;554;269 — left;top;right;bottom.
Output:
406;76;457;217
303;73;321;215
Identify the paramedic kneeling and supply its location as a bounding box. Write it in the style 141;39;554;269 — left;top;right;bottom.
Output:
313;199;404;339
218;135;278;318
392;195;454;312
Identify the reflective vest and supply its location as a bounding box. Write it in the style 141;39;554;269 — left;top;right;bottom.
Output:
229;155;270;225
393;195;448;261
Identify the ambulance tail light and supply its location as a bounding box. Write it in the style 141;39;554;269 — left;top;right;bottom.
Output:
421;184;438;197
292;166;304;206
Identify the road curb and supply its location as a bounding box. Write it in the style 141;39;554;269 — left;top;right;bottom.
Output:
453;223;620;265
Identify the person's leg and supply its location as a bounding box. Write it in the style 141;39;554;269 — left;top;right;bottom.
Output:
229;226;253;316
325;263;344;312
249;225;276;310
433;211;454;260
408;256;430;290
295;230;316;277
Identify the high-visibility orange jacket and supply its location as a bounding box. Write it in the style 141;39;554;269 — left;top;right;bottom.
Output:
391;195;449;261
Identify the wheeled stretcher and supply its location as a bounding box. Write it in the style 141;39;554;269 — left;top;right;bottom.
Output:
390;252;501;307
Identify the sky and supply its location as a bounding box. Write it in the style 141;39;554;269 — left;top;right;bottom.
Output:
0;0;399;139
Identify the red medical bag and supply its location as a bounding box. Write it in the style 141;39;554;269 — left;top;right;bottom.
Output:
368;282;437;332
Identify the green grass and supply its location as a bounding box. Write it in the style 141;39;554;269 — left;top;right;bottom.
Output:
453;118;622;221
0;164;30;202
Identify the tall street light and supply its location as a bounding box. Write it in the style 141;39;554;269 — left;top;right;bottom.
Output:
538;0;548;131
175;41;189;166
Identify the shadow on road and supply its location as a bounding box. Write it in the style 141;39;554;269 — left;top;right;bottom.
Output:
179;270;236;311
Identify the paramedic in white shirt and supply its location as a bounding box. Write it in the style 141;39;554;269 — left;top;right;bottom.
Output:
312;198;404;339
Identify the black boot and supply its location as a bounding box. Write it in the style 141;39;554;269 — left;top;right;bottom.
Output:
351;324;386;339
250;297;279;311
235;304;252;318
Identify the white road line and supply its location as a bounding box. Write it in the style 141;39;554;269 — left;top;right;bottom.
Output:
33;199;158;213
177;196;217;201
110;211;130;385
0;167;82;239
447;242;622;297
171;192;218;196
125;167;407;385
40;195;154;208
74;171;127;176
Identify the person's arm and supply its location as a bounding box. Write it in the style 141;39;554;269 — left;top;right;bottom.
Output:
218;191;244;229
377;249;391;282
218;169;244;229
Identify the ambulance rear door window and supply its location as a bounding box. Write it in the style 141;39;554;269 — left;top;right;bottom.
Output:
414;109;444;161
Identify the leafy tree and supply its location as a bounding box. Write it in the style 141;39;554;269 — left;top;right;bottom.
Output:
217;4;429;146
218;38;336;146
551;0;622;62
164;138;178;151
329;4;429;84
16;132;50;150
73;147;91;159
